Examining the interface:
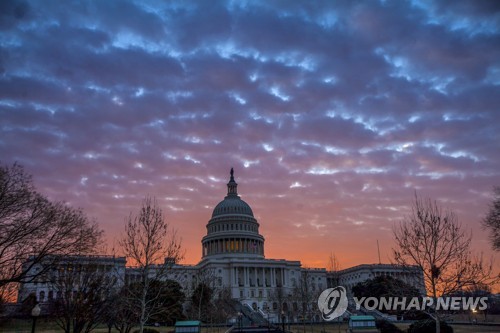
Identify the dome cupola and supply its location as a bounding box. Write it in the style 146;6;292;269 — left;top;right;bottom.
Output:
211;168;254;217
201;168;265;259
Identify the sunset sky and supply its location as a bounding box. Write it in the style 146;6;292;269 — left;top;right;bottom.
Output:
1;0;499;269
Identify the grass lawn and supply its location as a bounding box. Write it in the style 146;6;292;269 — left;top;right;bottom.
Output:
450;325;500;333
393;322;500;333
2;320;500;333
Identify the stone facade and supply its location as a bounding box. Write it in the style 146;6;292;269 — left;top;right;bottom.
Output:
17;255;126;303
335;263;426;296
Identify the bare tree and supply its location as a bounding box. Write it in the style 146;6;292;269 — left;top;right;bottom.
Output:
327;252;342;287
189;267;220;322
212;287;234;324
0;162;101;298
106;287;139;333
291;269;319;333
482;186;500;251
186;267;234;325
119;196;183;333
49;257;120;333
269;283;288;326
393;193;497;333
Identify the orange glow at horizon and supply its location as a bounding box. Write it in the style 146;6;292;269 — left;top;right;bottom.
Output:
102;200;497;274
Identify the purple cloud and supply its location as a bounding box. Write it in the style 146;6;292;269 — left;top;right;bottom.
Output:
1;0;499;267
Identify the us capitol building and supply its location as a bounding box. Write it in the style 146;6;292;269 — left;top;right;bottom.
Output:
198;169;320;301
18;169;425;322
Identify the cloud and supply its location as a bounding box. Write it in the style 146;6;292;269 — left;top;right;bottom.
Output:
0;0;499;267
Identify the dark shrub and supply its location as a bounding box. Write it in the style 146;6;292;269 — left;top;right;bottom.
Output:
402;310;430;321
407;319;453;333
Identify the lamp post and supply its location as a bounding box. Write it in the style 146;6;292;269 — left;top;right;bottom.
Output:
472;308;478;324
281;311;285;333
238;312;242;333
31;303;41;333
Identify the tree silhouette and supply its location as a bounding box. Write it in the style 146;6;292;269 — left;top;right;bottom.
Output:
0;162;101;300
482;186;500;251
393;193;497;333
119;196;183;333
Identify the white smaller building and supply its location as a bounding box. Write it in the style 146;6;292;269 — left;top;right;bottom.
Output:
336;263;425;296
17;255;126;303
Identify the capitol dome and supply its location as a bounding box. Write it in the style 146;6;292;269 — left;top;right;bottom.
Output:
212;195;254;217
201;168;265;259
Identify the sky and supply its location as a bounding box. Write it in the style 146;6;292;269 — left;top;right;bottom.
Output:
1;0;499;269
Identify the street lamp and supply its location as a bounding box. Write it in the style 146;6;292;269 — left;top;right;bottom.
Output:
238;312;242;332
31;303;41;333
281;310;285;332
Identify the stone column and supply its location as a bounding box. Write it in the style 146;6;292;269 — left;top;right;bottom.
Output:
244;267;248;286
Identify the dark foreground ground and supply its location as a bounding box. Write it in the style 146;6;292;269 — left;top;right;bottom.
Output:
2;319;500;333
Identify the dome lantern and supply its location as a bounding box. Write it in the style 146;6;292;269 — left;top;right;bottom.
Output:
227;167;238;196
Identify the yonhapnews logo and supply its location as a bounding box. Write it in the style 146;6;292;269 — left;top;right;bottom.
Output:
317;286;349;321
351;296;488;312
317;286;489;321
